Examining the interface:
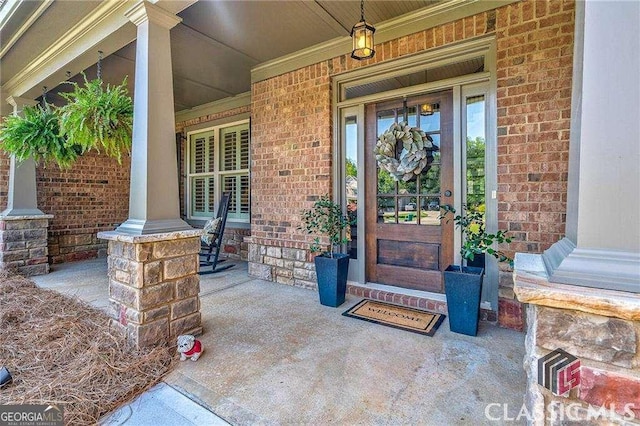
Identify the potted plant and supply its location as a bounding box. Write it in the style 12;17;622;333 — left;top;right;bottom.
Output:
440;204;512;336
0;102;82;169
58;74;133;164
0;74;132;169
299;195;350;307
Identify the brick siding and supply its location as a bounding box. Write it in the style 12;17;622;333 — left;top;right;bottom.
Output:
36;151;131;263
249;0;575;329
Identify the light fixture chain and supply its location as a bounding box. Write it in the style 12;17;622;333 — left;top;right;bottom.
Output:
97;50;103;81
360;0;365;21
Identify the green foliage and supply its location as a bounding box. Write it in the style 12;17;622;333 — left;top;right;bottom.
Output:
299;195;350;258
377;168;396;194
466;136;486;207
345;157;357;178
0;103;81;169
59;74;133;163
441;204;512;265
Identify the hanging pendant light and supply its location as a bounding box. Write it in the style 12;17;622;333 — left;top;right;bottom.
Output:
420;67;434;116
420;103;434;116
351;0;375;60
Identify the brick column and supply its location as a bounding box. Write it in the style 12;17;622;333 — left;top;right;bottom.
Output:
0;215;53;276
98;230;203;347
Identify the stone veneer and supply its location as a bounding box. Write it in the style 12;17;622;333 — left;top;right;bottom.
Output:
514;253;640;424
221;228;250;260
249;237;500;320
247;239;313;287
98;229;203;348
0;215;53;276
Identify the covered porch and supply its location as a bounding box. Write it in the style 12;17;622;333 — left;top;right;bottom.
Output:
33;258;526;424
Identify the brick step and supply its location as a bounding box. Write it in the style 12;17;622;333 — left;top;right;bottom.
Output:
346;283;499;323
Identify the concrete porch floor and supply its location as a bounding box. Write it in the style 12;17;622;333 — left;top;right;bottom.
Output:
33;258;527;425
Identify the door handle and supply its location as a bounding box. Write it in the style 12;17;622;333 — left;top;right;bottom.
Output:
444;190;452;197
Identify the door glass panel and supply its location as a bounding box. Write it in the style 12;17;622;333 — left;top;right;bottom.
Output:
375;98;442;226
419;105;441;132
344;115;358;260
406;105;417;128
399;197;417;224
398;178;417;194
377;197;396;223
377;110;396;134
466;95;486;209
420;165;440;194
377;169;395;194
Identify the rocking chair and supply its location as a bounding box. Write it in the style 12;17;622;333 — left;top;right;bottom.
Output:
199;192;234;274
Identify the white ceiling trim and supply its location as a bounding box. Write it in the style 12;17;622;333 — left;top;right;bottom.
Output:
175;91;251;123
0;0;54;60
1;0;198;100
251;0;519;84
2;0;136;98
0;0;22;28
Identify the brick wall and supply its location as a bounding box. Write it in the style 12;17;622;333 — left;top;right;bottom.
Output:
496;0;574;256
251;65;332;246
0;153;9;210
250;0;575;329
36;151;131;263
0;103;251;266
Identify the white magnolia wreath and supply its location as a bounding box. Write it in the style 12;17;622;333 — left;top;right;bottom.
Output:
374;121;439;182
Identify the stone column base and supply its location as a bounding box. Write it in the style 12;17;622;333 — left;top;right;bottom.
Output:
514;253;640;424
0;214;53;277
98;229;203;348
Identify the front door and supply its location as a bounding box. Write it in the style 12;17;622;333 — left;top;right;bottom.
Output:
365;91;453;292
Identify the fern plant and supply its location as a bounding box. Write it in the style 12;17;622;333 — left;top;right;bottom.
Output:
58;74;133;163
0;103;81;169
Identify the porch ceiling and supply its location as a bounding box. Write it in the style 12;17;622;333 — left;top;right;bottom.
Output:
0;0;441;115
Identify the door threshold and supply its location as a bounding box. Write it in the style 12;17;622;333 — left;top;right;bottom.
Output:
358;281;446;302
346;280;447;314
346;280;492;312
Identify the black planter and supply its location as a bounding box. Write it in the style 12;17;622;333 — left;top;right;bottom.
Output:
467;253;485;269
443;265;484;336
0;366;12;388
314;253;350;307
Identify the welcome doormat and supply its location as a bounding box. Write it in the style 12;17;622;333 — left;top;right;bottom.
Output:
342;299;445;336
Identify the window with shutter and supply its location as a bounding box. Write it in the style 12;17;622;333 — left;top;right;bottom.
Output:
187;121;250;222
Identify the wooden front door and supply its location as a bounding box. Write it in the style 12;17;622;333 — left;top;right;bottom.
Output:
365;91;454;292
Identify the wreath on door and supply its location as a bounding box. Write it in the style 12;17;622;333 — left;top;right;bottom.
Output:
374;121;438;182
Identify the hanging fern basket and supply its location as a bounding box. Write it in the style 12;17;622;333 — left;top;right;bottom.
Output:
58;75;133;164
0;103;81;169
0;72;133;170
374;121;439;182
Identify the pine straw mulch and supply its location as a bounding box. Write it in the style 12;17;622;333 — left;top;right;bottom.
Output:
0;271;177;425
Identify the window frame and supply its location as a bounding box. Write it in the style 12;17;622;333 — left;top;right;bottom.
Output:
185;118;250;223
